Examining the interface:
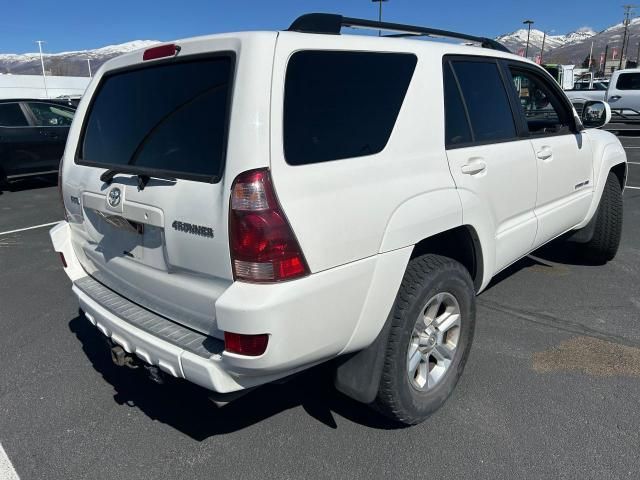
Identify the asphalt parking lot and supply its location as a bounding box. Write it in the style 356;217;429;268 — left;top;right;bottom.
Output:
0;136;639;480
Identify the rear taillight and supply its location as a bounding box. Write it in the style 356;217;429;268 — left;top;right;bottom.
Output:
229;169;309;283
224;332;268;356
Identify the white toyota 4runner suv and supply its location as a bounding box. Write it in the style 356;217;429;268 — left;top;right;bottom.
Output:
51;14;627;425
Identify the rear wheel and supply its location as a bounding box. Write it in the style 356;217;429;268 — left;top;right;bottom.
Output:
578;172;623;263
374;254;475;425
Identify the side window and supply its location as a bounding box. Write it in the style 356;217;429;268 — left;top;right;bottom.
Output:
26;102;75;127
0;103;29;127
451;60;517;143
509;68;570;136
616;73;640;90
283;51;417;165
443;63;472;147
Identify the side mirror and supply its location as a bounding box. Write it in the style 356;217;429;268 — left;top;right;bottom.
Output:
581;100;612;128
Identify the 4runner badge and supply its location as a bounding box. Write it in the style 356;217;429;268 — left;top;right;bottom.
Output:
107;187;122;208
172;220;214;238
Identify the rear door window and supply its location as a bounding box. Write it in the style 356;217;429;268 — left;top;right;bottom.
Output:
450;60;517;143
616;73;640;90
283;51;417;165
79;56;233;181
0;103;29;127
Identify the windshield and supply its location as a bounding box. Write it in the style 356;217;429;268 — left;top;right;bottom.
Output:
79;55;233;182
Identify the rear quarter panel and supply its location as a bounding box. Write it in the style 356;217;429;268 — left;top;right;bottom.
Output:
269;33;460;273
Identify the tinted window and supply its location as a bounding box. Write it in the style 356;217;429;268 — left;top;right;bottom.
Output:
616;73;640;90
510;69;570;135
283;51;417;165
27;102;75;126
452;61;516;142
443;63;472;146
0;103;29;127
81;56;232;180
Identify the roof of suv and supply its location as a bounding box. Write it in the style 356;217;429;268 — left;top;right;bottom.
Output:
287;13;509;52
97;13;535;78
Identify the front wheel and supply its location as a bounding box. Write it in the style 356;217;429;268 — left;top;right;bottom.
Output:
374;254;476;425
578;172;623;263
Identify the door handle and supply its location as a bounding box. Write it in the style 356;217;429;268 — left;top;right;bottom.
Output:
461;159;487;175
536;147;553;160
609;95;621;101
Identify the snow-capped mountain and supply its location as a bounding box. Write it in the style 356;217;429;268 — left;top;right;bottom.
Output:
495;27;596;55
1;17;638;78
538;17;640;65
0;40;159;76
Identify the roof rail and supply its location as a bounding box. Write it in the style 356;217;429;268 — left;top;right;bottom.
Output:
287;13;510;53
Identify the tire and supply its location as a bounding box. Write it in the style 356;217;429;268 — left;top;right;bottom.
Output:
374;254;476;425
579;172;623;263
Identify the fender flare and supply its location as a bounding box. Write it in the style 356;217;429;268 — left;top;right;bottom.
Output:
574;138;627;231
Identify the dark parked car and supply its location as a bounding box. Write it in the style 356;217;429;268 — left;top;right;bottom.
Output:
0;99;76;184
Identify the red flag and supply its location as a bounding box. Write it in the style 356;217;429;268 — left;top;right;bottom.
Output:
599;52;605;67
517;48;525;57
534;55;541;64
612;48;618;59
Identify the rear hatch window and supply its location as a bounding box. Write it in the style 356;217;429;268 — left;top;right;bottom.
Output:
78;55;234;182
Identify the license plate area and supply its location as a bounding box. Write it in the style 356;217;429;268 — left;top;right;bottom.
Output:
95;211;144;235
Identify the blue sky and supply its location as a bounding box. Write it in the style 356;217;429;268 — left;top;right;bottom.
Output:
2;0;625;54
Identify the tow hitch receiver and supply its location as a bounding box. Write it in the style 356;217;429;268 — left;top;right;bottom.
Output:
109;344;166;384
110;345;139;369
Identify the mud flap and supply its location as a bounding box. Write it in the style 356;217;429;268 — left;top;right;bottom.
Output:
334;311;393;404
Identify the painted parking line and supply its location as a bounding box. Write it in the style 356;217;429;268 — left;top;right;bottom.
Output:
0;443;20;480
0;221;61;237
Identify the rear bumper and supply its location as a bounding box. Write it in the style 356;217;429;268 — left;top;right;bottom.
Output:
51;221;409;393
72;277;281;393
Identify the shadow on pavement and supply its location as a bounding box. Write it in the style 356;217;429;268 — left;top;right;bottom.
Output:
484;239;607;292
0;174;58;194
68;313;401;440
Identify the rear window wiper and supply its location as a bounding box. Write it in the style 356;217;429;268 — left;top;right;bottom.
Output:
100;168;177;191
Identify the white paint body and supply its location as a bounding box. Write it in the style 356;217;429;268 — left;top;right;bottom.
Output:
51;31;627;394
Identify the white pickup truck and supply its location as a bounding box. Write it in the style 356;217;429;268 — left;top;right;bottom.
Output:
50;13;627;425
567;69;640;121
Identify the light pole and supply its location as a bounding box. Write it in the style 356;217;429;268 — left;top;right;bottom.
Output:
619;5;636;69
87;58;92;77
36;40;49;98
523;20;534;58
371;0;389;36
540;30;553;64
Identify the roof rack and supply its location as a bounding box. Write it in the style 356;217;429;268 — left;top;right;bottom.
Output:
287;13;510;53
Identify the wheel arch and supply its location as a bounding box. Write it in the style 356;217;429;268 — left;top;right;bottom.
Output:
575;134;627;230
611;161;627;191
410;225;484;293
335;225;486;404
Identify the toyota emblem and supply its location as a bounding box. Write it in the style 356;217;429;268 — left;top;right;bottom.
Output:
107;187;122;208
